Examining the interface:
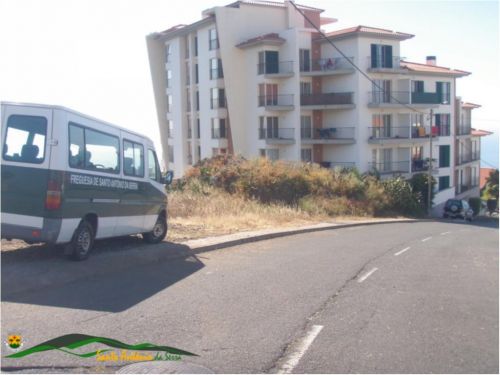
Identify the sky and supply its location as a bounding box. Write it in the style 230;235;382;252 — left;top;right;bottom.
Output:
1;0;498;168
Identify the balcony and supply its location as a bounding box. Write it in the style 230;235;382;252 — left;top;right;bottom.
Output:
300;57;355;76
211;127;227;139
210;68;224;80
368;126;437;144
257;61;294;78
368;91;440;108
319;161;356;170
258;94;294;111
456;178;480;195
411;159;430;172
259;127;295;145
301;127;355;145
369;161;410;175
211;97;227;110
367;56;406;73
300;92;354;110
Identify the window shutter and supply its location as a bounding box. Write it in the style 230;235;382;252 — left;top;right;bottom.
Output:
371;44;378;68
384;45;393;68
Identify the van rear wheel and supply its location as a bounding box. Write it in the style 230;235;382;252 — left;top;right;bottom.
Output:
143;216;167;244
68;220;94;261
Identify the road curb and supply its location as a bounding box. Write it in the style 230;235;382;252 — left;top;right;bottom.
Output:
184;218;420;256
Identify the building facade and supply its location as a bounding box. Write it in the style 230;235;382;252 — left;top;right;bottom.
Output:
146;0;487;207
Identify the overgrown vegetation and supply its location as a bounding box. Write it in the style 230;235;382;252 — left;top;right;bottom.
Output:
168;155;428;228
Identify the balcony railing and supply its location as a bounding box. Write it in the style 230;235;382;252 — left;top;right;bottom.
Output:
301;92;354;106
211;97;227;109
456;151;479;165
314;127;355;139
258;94;294;107
210;68;224;80
211;127;227;139
368;127;410;139
257;61;294;75
472;151;480;161
209;38;219;50
258;127;294;141
318;161;356;170
411;92;441;104
301;57;354;72
368;91;441;105
412;159;429;172
367;56;403;69
369;161;410;174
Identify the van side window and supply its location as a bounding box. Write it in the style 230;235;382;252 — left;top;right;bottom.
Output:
3;115;47;164
148;149;161;182
123;140;144;177
68;122;120;174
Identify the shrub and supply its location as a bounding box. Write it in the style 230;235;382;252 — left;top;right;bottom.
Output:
409;173;436;213
468;197;482;216
382;177;423;216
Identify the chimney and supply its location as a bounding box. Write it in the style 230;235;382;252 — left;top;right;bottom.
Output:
426;56;436;66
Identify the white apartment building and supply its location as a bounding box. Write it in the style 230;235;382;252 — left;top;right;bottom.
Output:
146;0;486;207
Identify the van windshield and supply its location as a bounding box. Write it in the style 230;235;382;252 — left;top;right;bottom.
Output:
2;115;47;164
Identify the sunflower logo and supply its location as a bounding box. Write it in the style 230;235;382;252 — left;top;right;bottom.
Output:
7;335;22;350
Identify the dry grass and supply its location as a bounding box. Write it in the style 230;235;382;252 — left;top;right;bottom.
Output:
167;187;326;241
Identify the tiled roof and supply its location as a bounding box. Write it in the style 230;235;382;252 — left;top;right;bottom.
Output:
471;128;493;137
236;33;286;48
227;0;324;12
462;102;481;109
480;168;497;188
400;60;471;77
322;25;414;40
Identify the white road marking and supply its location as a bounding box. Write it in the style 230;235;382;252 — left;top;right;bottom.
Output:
440;231;451;235
358;267;378;283
278;325;324;374
421;237;432;242
394;247;411;256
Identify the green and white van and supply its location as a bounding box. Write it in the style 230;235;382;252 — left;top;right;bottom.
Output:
1;102;173;260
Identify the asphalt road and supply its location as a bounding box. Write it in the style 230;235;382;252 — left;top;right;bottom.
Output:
1;219;498;373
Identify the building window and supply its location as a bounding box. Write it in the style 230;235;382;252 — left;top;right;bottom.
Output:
165;44;171;63
186;89;191;112
301;148;312;162
259;116;278;139
187;141;192;165
197;145;201;160
435;114;450;136
211;88;226;109
168;145;174;163
194;36;198;57
439;145;450;168
185;37;190;59
195;91;200;111
259;149;266;158
210;58;223;80
372;80;391;103
299;49;310;72
371;114;392;138
258;51;279;74
300;116;312;139
211;118;226;139
196;118;200;139
258;83;278;106
439;176;450;191
166;70;172;88
436;81;451;104
267;148;279;161
166;95;172;113
300;82;312;95
411;80;424;93
185;62;190;85
195;63;199;84
209;28;219;50
371;44;393;68
187;114;192;139
167;120;174;138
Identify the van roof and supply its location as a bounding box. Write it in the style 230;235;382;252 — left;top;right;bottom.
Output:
1;101;155;145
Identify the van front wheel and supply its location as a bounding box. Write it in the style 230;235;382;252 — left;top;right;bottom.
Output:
68;221;94;261
143;216;167;244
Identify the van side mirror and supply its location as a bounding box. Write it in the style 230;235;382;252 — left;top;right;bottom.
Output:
162;170;174;185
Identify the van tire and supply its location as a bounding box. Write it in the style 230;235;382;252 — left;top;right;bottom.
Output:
143;216;167;244
68;220;94;261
